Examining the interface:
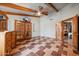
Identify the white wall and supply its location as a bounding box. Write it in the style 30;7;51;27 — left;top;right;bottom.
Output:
40;13;57;38
40;3;79;38
31;17;40;37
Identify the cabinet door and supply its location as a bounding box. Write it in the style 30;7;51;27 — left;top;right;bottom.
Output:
28;23;32;31
72;16;78;50
0;20;6;31
56;21;64;41
11;32;16;48
5;32;12;55
2;21;6;30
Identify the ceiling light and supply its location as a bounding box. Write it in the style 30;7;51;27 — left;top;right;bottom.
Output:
37;11;41;16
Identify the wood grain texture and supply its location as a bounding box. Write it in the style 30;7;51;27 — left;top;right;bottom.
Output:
0;3;37;12
72;16;78;50
0;10;39;17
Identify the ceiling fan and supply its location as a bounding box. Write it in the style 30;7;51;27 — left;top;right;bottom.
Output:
37;6;48;16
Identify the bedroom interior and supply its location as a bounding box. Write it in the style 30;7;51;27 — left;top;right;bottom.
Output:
0;3;79;56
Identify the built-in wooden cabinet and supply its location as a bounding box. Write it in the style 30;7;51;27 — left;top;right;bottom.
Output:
5;32;12;55
15;20;25;41
5;31;16;55
15;20;32;41
0;20;7;31
0;15;8;32
4;20;32;55
26;22;32;39
11;31;16;49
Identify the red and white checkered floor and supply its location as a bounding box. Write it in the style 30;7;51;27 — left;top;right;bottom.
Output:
10;37;79;56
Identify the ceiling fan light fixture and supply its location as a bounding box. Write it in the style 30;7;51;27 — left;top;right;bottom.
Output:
37;11;41;16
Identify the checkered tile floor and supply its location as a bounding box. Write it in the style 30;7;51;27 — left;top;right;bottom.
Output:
10;37;79;56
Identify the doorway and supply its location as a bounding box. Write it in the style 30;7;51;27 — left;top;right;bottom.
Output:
63;19;73;47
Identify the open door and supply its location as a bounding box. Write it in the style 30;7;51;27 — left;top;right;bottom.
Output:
72;16;78;50
56;21;64;41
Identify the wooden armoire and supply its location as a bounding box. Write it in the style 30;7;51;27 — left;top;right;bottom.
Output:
15;20;32;41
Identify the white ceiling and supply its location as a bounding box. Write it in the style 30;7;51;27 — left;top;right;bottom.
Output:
53;3;68;10
16;3;69;12
0;3;69;15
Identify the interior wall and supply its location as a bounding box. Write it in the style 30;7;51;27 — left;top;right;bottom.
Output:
40;15;57;38
40;3;79;38
31;17;40;37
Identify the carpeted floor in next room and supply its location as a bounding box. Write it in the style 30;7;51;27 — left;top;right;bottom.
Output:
10;37;79;56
